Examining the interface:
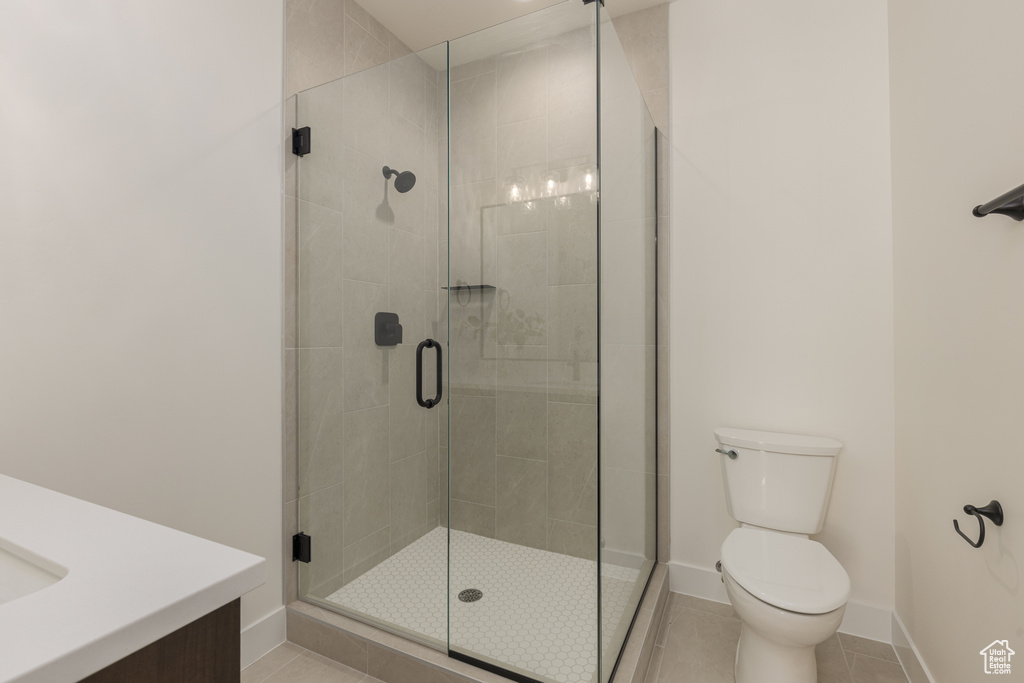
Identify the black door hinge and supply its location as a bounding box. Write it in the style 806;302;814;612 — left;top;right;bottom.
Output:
292;532;311;563
292;126;311;156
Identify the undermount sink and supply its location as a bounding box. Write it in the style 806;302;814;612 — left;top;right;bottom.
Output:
0;543;65;605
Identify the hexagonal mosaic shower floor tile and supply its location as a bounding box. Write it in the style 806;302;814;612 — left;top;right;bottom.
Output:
325;528;641;683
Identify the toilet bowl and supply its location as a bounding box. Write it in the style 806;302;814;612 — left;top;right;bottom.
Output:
715;428;850;683
720;527;849;683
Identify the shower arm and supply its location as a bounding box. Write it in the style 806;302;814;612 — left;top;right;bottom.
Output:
973;182;1024;221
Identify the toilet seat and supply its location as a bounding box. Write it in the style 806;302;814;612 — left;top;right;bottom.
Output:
721;528;850;614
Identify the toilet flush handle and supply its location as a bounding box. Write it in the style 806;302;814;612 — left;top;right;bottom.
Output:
716;448;738;459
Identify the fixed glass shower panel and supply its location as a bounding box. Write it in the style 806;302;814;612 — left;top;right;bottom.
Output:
446;2;606;682
293;42;450;649
597;8;659;681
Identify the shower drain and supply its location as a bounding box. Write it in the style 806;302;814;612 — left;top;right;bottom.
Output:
458;588;483;603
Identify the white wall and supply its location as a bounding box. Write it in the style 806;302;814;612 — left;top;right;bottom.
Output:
0;0;284;652
889;1;1024;680
668;0;896;624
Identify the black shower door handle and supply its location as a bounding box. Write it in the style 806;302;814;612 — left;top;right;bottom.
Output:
416;339;442;409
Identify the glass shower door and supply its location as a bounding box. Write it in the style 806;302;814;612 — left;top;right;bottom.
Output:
292;42;450;649
446;2;603;682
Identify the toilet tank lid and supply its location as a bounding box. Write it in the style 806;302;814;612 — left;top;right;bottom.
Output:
715;427;843;456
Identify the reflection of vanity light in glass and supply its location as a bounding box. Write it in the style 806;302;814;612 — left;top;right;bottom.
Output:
580;166;596;191
503;176;526;204
578;166;598;203
553;194;572;210
540;171;560;198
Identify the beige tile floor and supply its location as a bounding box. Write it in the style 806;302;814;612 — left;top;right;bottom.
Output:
646;594;909;683
242;642;383;683
243;592;910;683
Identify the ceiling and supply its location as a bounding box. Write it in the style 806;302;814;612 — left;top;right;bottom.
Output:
356;0;670;53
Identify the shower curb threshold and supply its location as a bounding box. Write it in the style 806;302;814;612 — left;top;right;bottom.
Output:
285;563;669;683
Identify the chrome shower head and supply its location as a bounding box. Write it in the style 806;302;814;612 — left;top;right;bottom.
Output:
382;165;416;193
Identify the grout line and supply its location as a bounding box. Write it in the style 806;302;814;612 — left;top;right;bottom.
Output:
842;650;910;681
842;649;856;678
247;644;307;683
644;644;664;683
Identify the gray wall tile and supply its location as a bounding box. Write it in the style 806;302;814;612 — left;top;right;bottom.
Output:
344;0;390;45
497;47;548;126
286;0;346;80
450;498;496;538
297;201;345;349
389;344;428;462
449;395;496;505
299;483;345;595
497;232;548;346
496;117;548;192
390;54;427;129
284;349;298;503
496;388;547;461
546;518;597;561
547;401;598;526
391;451;428;551
389;228;426;343
342;405;390;544
547;200;597;286
343;63;390;162
496;455;547;550
296;79;347;211
450;72;497;185
284;194;298;349
344;16;390;77
284;499;298;604
341;280;390;412
343;524;391;584
297;347;345;496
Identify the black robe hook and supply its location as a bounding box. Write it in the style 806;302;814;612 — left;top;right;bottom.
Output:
953;500;1003;548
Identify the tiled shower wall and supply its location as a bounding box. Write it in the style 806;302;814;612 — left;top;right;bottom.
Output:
282;0;672;603
283;0;444;600
443;24;603;560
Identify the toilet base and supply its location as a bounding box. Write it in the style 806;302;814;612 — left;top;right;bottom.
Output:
735;623;817;683
722;569;845;683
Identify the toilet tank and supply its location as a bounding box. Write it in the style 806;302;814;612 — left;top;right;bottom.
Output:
716;427;843;535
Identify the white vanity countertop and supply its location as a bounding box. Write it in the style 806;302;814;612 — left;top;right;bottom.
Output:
0;474;265;683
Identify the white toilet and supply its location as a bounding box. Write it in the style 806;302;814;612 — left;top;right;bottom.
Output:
715;427;851;683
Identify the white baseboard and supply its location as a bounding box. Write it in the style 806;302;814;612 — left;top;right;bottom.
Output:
669;560;729;603
667;561;892;643
838;601;891;642
892;612;937;683
241;606;287;668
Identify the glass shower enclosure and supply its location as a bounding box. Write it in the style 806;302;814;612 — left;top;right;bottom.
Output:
291;2;656;682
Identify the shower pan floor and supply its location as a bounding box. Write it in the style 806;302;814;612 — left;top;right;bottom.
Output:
323;527;641;683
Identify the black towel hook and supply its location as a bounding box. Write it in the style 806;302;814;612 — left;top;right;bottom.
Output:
953;500;1003;548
